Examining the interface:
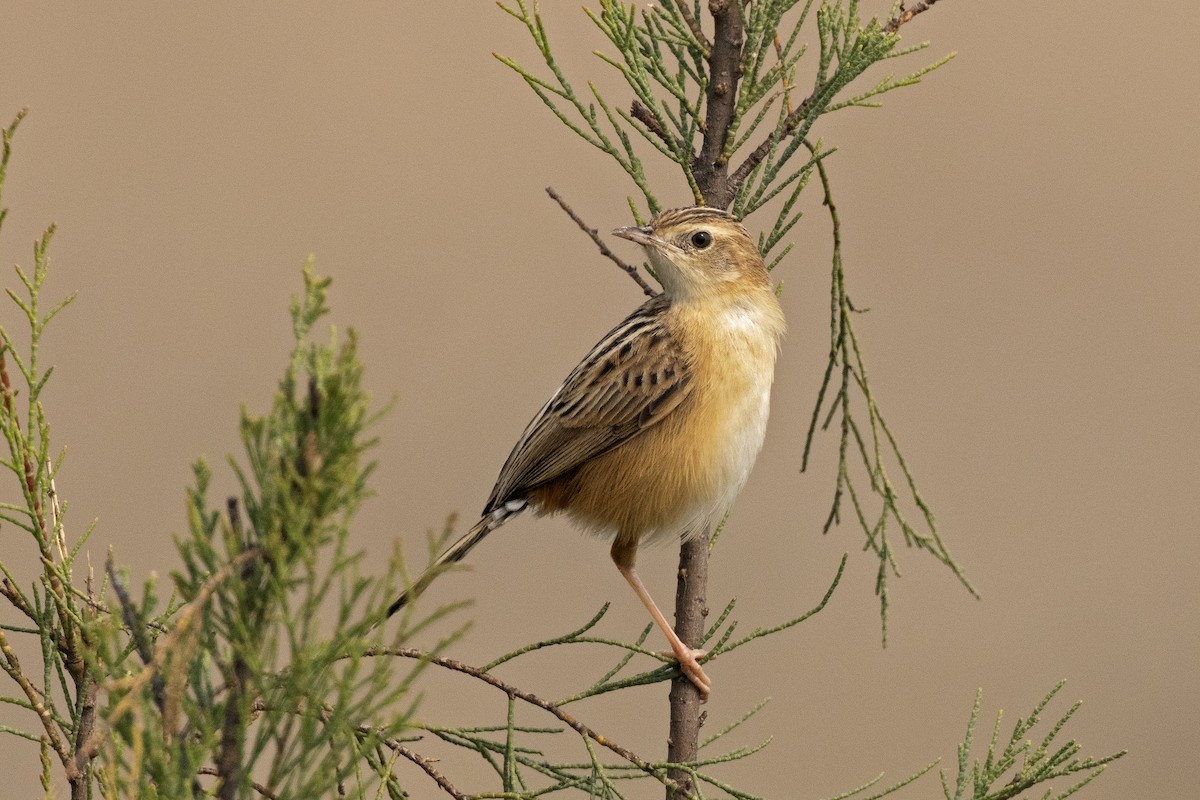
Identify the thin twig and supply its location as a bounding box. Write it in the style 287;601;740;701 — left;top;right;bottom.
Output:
197;767;281;800
47;458;67;563
361;646;696;799
884;0;947;34
631;98;687;156
106;554;166;711
0;577;37;623
390;740;469;800
672;0;711;53
773;34;795;116
250;699;486;800
545;186;658;297
0;625;74;775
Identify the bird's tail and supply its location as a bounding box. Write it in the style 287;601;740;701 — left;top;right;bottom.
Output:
386;500;527;618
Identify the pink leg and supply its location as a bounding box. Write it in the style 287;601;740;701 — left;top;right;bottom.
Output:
611;539;711;700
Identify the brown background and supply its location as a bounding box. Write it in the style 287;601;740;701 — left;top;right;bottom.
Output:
1;2;1197;797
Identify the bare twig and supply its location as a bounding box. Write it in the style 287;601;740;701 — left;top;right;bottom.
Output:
0;626;74;775
390;741;469;800
361;646;696;799
47;458;67;563
546;186;659;297
884;0;947;34
631;98;687;156
197;767;281;800
0;577;37;623
251;695;471;800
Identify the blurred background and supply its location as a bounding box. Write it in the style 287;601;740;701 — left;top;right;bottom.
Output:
1;2;1196;797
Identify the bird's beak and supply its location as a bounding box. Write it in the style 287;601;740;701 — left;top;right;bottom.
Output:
612;225;656;247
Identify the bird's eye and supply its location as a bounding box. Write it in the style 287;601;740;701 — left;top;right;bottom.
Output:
690;230;713;249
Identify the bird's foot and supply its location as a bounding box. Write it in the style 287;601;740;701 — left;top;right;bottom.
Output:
662;647;711;701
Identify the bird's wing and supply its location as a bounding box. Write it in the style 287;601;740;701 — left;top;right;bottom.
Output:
484;295;692;511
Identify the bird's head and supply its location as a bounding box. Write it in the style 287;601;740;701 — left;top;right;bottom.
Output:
613;207;769;301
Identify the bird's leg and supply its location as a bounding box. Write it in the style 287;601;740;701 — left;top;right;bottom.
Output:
610;538;711;700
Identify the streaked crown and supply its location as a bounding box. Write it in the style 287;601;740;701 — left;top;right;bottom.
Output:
614;206;769;299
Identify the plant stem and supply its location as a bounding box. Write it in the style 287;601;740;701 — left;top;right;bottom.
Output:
666;531;709;798
693;0;745;208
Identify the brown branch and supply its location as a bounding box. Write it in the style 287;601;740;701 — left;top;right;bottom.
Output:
631;99;689;158
692;0;746;208
69;676;98;800
390;740;468;800
361;646;697;799
216;653;252;800
0;576;37;623
723;32;802;204
884;0;947;34
198;767;280;800
673;0;711;53
0;625;74;775
667;3;746;794
545;186;659;297
666;531;709;798
726;93;814;196
250;697;471;800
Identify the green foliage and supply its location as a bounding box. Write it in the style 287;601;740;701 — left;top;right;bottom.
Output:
802;146;976;644
497;1;947;235
0;108;97;800
92;262;428;798
942;682;1125;800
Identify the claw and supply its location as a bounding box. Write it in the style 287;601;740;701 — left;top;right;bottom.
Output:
664;647;711;701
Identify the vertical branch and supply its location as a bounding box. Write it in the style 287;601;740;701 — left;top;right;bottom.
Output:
217;655;252;800
668;3;745;795
666;532;709;798
693;0;745;208
70;677;98;800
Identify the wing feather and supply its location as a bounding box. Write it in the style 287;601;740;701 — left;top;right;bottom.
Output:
484;295;691;511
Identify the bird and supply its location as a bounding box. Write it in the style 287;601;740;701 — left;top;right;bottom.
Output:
388;206;786;699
